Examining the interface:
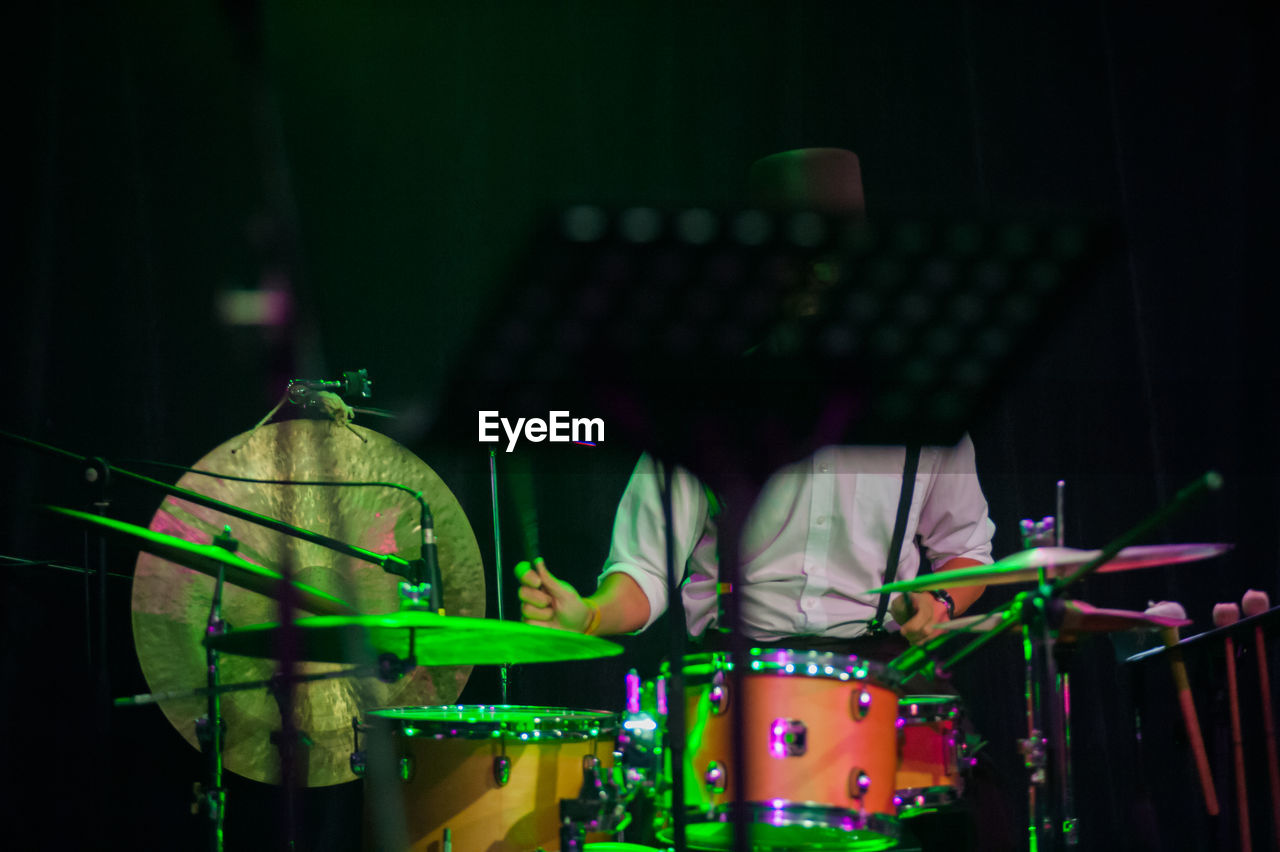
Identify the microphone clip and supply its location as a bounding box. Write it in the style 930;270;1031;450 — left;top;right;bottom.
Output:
287;369;373;406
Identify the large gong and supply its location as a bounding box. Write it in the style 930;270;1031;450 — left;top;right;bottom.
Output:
130;419;484;786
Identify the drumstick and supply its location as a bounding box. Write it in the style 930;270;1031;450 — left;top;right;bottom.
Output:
1149;601;1219;815
505;452;542;562
1214;602;1252;852
1241;589;1279;846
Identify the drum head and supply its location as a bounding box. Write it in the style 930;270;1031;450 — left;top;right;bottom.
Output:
672;648;900;687
366;704;617;739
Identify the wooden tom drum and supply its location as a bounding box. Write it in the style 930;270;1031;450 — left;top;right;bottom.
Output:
895;695;967;813
661;649;903;851
361;705;616;852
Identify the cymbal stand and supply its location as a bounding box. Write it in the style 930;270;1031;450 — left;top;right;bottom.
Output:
1017;486;1079;847
1018;587;1074;851
81;455;113;841
921;471;1224;852
195;551;228;852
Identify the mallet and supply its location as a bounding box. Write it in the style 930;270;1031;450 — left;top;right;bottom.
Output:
1241;589;1279;847
1214;601;1252;852
1148;600;1219;815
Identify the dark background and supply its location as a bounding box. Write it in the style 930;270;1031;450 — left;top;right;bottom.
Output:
2;2;1277;850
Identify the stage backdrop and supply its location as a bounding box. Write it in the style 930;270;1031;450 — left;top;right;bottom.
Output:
2;2;1276;851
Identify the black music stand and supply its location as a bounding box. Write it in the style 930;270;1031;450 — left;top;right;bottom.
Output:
435;204;1111;852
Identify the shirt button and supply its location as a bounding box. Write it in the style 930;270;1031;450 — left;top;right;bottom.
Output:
816;515;827;526
819;464;831;473
802;597;818;609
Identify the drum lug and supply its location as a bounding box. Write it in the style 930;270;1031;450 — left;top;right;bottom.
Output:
704;760;727;794
848;767;872;800
493;754;511;787
350;750;366;778
709;670;730;716
399;755;414;782
851;688;874;720
769;718;807;757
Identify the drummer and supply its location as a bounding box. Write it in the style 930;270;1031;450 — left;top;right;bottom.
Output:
515;148;1014;852
515;148;993;654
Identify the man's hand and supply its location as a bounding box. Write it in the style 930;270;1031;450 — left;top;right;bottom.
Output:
515;558;591;632
890;591;951;645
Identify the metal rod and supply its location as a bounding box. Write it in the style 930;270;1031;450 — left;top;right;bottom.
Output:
1055;480;1065;547
1055;471;1222;592
203;563;227;852
489;449;509;704
659;462;687;852
1;428;414;575
114;664;384;706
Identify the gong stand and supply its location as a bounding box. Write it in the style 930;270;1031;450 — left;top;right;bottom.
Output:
899;470;1224;852
487;450;510;704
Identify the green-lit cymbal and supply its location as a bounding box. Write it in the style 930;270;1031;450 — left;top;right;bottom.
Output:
46;505;355;615
868;543;1233;594
206;610;622;666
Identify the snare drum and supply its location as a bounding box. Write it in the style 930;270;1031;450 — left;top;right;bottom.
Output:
895;695;966;812
660;649;903;851
360;705;616;852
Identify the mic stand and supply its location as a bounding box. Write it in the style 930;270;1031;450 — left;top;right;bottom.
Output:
0;429;419;581
488;450;509;704
82;455;113;841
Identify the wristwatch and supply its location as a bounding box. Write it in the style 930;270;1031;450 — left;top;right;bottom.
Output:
929;588;956;619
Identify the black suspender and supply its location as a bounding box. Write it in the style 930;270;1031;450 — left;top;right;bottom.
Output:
867;445;921;635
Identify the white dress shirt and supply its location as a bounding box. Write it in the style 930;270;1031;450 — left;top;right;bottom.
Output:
598;436;995;641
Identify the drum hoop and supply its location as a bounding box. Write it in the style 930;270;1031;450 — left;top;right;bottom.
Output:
895;784;965;813
366;704;617;739
668;649;900;687
898;694;964;723
668;801;901;847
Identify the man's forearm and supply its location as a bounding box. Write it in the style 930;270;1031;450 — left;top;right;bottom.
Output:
934;556;987;616
588;571;652;635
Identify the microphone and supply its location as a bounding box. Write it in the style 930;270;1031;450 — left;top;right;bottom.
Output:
420;503;443;614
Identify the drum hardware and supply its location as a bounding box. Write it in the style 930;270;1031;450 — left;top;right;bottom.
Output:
616;671;664;794
704;762;727;794
560;753;629;852
195;554;229;850
849;768;873;799
882;469;1225;852
852;688;874;720
768;719;806;757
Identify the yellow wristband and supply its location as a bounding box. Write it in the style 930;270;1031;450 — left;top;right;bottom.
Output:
582;598;602;636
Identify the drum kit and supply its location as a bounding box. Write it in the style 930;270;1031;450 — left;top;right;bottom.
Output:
21;416;1246;852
